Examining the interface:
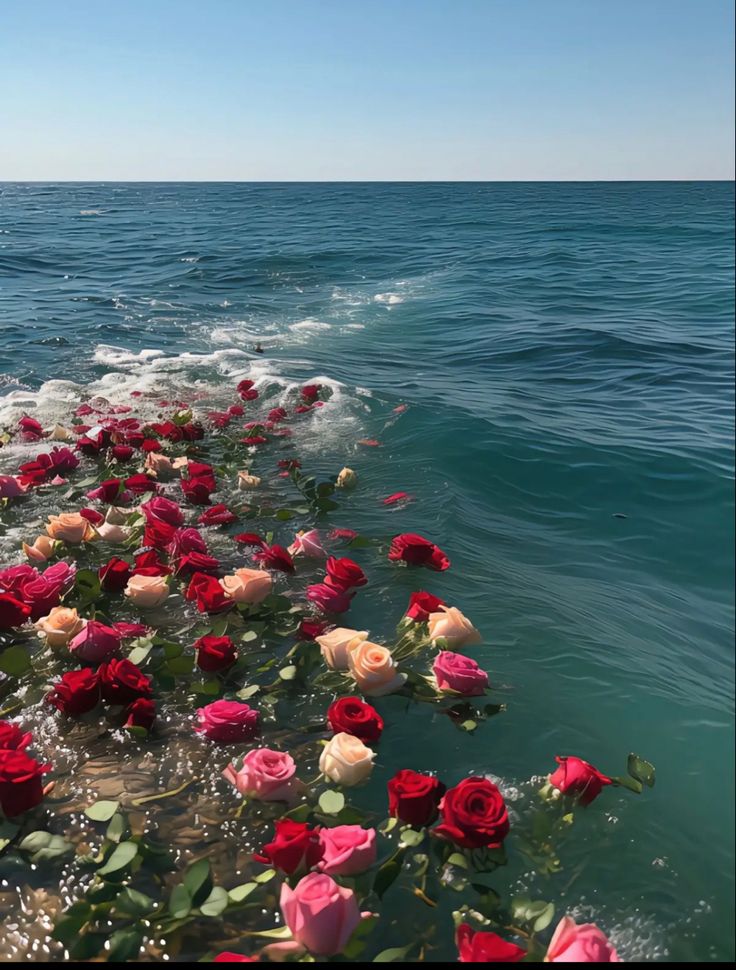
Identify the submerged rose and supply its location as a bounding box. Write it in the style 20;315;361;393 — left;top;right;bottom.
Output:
0;750;51;817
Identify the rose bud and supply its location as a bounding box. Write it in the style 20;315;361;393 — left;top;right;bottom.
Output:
548;756;612;806
279;873;360;958
405;590;445;623
124;698;156;731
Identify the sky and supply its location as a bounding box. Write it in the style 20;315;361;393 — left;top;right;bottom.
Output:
1;0;734;181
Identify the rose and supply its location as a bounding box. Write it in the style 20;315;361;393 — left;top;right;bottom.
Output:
0;561;76;620
199;504;238;526
124;573;169;608
435;777;509;849
98;557;132;592
68;620;121;663
176;551;221;576
0;750;51;817
318;825;376;876
289;529;326;558
195;700;259;742
181;476;214;505
35;606;85;649
387;769;445;827
213;955;258;963
143;517;177;549
549;756;612;806
80;507;104;527
253;544;295;573
456;924;526;963
316;627;367;670
325;557;367;591
133;550;172;576
319;732;374;786
125;473;158;495
405;590;445;623
223;748;301;803
298;618;330;640
144;452;177;480
0;721;32;751
194;635;238;672
306;583;354;614
95;518;129;544
433;651;488;696
254;819;323;874
169;527;208;557
237;378;258;400
546;917;619;963
124;698;156;731
46;669;100;716
141;496;185;527
348;641;406;696
327;697;384;744
186;572;233;613
335;467;357;489
22;535;56;562
45;512;95;543
98;658;153;705
238;472;261;490
427;606;481;648
280;872;361;957
388;533;450;571
219;568;272;605
87;478;124;503
113;621;150;639
0;594;32;630
0;475;25;499
111;444;134;461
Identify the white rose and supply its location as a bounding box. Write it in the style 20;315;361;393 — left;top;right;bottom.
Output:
319;732;375;786
316;627;368;670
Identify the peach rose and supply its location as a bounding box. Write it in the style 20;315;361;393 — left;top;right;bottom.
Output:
124;574;169;608
335;467;357;489
144;452;177;480
45;512;95;544
35;606;85;649
23;535;57;562
319;732;375;786
49;424;74;441
219;568;272;605
348;640;406;697
95;509;129;544
427;606;482;649
237;471;261;490
316;627;368;670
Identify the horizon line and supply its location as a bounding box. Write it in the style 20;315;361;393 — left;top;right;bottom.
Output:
1;178;734;185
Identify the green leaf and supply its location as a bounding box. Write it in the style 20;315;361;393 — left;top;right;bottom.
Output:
169;884;192;919
533;901;556;932
84;799;119;822
399;827;425;847
378;817;398;835
228;882;258;904
627;753;656;788
241;630;259;643
278;665;297;681
200;885;229;917
374;944;414;962
184;858;213;906
0;646;31;677
167;654;194;675
127;643;153;666
237;684;260;700
108;927;143;962
98;840;138;876
0;818;20;851
446;852;469;869
372;849;406;899
253;867;276;884
459;719;477;732
18;831;73;864
52;903;93;946
275;508;296;521
318;790;345;815
114;887;155;917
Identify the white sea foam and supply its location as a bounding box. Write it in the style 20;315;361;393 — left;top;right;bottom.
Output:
289;319;332;332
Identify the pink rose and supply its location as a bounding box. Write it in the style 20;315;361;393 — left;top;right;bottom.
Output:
546;917;619;963
433;651;489;696
289;529;326;559
0;476;26;499
306;583;353;614
318;825;376;876
280;872;361;956
223;748;301;804
68;620;122;663
195;700;260;743
141;496;185;527
0;561;76;620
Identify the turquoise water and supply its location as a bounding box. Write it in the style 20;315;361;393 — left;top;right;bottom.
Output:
0;181;733;960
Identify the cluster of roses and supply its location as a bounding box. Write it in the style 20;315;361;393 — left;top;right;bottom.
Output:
0;560;76;630
0;720;51;819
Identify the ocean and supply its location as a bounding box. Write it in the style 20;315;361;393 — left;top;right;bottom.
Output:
0;181;733;961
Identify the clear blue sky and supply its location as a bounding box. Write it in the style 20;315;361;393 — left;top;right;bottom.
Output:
1;0;733;180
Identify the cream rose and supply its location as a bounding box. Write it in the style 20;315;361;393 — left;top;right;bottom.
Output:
45;512;95;544
335;467;357;489
219;567;272;604
23;535;57;562
319;732;375;786
348;640;406;697
316;627;368;670
427;606;482;649
124;573;169;608
237;471;261;490
49;424;74;441
35;607;85;649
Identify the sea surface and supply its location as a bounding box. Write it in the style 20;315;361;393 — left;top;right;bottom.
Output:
0;181;733;961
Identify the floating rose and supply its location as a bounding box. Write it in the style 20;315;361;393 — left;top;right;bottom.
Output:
545;917;619;963
0;749;51;817
434;777;509;849
279;873;361;958
549;756;612;806
348;640;406;696
195;700;259;742
316;627;367;670
387;769;445;827
455;924;526;963
35;606;85;649
427;605;481;648
319;732;375;786
254;819;323;875
223;748;301;804
318;825;376;876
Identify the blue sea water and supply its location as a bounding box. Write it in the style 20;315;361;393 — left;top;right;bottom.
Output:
0;181;733;960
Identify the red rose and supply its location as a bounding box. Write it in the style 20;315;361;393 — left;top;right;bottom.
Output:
549;756;612;806
389;533;450;571
405;591;445;622
254;819;323;874
88;478;123;503
98;557;131;592
176;551;221;576
213;955;258;963
0;750;51;816
269;408;288;423
124;698;156;731
301;383;321;402
234;533;265;547
298;618;330;640
168;527;208;558
237;379;256;399
240;435;268;446
434;777;509;849
111;444;134;461
80;507;105;526
113;622;150;639
456;924;526;963
180;422;205;441
141;438;162;452
181;477;213;505
305;583;353;614
327;697;384;744
18;416;44;439
186;572;232;614
99;658;153;705
227;405;244;417
125;473;158;495
198;504;237;527
253;544;295;573
0;721;32;751
387;769;446;827
324;556;367;591
195;634;238;672
46;669;101;717
141;496;185;527
134;549;173;576
0;593;31;630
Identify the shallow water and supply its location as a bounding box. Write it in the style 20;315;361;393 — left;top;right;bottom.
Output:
0;181;734;961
